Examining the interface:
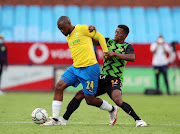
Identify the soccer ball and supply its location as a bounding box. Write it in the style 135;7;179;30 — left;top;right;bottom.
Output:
31;108;48;124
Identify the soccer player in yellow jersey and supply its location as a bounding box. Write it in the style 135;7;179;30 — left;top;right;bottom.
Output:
42;16;118;125
57;25;148;127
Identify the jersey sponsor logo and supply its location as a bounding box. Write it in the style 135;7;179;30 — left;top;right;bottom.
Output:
119;48;124;52
111;79;118;87
74;32;79;37
69;39;80;47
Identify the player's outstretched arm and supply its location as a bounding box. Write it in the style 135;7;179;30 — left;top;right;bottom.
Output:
88;25;103;46
88;25;108;52
93;32;108;53
104;52;135;62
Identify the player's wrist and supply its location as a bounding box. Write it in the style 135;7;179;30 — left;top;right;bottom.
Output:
113;52;117;57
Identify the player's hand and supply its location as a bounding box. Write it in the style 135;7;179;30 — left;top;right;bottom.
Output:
104;52;115;61
104;52;115;58
88;25;96;32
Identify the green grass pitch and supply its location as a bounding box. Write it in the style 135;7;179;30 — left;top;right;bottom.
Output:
0;92;180;134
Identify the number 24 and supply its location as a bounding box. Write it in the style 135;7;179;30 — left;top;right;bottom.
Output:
86;81;94;89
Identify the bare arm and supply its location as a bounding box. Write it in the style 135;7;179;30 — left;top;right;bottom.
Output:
88;25;108;52
104;52;135;62
89;25;100;46
92;39;100;45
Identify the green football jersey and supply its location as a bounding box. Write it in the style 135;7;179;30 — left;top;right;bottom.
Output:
102;38;134;82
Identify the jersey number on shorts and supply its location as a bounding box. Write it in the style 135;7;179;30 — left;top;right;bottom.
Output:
111;79;118;87
86;81;94;89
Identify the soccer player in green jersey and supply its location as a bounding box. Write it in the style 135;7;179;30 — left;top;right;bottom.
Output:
58;25;148;127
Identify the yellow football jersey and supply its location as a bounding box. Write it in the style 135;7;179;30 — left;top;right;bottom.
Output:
66;24;98;68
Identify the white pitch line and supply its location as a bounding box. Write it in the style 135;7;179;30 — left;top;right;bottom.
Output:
0;122;180;126
70;122;180;126
0;122;33;123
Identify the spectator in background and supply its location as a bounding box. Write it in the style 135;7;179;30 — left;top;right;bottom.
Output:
0;34;8;95
169;41;179;66
169;41;179;94
150;35;171;95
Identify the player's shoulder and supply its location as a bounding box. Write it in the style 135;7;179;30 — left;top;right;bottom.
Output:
124;42;132;45
75;24;88;33
74;24;80;29
76;24;88;29
106;38;114;42
123;42;133;48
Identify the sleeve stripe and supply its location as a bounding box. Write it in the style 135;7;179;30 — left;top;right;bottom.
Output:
92;31;97;38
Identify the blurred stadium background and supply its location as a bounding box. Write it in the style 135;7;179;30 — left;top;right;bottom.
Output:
0;0;180;94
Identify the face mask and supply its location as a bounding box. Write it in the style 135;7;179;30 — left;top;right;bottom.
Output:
0;39;3;44
157;37;164;44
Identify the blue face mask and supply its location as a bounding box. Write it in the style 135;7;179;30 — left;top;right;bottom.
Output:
0;39;3;44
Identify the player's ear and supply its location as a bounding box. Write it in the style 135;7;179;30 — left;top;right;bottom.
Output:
68;21;72;26
124;34;128;38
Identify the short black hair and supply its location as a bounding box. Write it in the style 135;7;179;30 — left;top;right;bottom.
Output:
171;41;178;52
118;25;129;34
57;16;70;25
